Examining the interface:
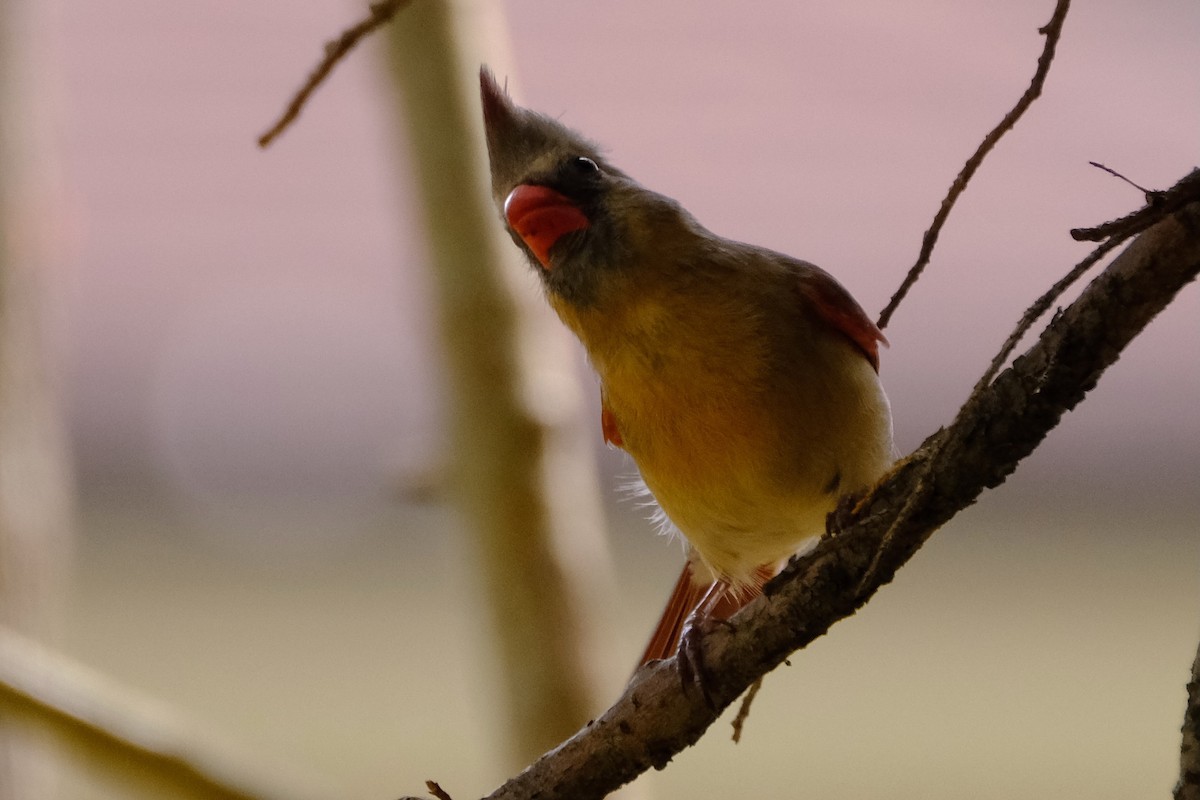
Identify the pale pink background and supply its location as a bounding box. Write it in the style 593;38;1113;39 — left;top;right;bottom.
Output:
54;0;1198;512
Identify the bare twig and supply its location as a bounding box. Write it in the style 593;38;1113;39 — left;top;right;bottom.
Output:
973;168;1200;399
1087;161;1158;197
257;0;412;148
975;237;1122;388
1177;637;1200;800
729;677;763;743
876;0;1071;330
858;169;1195;590
858;0;1080;590
1072;168;1200;242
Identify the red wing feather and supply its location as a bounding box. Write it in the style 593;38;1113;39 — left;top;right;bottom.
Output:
796;267;887;373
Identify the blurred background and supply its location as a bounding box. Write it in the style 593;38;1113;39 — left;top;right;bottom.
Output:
0;0;1196;798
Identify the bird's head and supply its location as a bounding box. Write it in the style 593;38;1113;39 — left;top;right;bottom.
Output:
479;67;685;307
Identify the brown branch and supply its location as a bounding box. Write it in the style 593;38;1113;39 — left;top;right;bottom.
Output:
257;0;412;148
972;169;1200;392
462;180;1200;800
1072;168;1200;242
853;229;1120;589
876;0;1071;330
973;235;1121;389
861;168;1200;590
1178;637;1200;800
0;628;323;800
729;677;762;744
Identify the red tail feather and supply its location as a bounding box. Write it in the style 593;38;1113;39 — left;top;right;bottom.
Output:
637;561;778;667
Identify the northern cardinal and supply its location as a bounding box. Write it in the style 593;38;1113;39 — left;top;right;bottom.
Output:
479;68;894;679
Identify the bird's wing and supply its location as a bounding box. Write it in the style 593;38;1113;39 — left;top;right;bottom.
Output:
795;266;888;373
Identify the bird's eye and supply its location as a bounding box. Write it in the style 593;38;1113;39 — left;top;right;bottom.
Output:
571;156;600;174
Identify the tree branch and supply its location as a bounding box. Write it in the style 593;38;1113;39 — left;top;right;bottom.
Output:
465;177;1200;800
0;628;324;800
1178;636;1200;800
1072;169;1200;243
972;169;1200;394
257;0;412;148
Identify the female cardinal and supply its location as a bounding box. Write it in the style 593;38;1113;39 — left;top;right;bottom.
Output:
479;68;894;673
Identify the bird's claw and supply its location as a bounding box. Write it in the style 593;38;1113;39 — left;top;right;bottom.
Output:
826;488;866;536
676;615;735;709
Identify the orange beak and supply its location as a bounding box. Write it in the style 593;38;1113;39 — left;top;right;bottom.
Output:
503;184;589;269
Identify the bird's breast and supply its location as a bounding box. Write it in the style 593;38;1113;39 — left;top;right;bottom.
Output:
548;282;892;584
552;290;773;473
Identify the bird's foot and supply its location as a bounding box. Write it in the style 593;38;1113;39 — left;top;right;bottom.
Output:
677;613;735;709
827;488;867;536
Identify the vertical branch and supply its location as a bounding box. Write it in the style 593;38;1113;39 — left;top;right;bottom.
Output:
0;0;76;796
378;0;619;765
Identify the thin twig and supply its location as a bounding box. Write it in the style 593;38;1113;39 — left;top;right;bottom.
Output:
1087;161;1157;197
974;236;1122;388
1072;169;1200;242
973;169;1200;406
258;0;412;148
859;173;1190;590
730;677;763;743
979;168;1200;389
426;780;455;800
856;0;1075;590
876;0;1071;330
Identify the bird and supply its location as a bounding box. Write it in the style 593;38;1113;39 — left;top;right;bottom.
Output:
478;67;895;684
